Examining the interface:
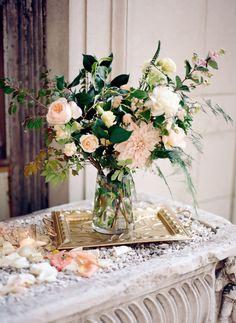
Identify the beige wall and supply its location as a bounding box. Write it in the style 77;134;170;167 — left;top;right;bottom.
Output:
65;0;236;222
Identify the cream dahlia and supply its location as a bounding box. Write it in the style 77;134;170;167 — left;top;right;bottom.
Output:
115;122;160;168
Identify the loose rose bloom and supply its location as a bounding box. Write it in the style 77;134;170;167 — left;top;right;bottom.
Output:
158;58;177;75
101;111;116;128
69;101;82;119
162;126;186;150
112;95;122;108
63;142;77;156
80;134;99;153
115;121;160;168
123;113;132;125
46;98;72;125
147;87;180;117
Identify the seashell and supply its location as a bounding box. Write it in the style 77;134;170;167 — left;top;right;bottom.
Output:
0;274;36;296
1;241;16;255
112;246;132;257
5;252;30;268
27;251;44;263
30;262;58;282
18;245;36;258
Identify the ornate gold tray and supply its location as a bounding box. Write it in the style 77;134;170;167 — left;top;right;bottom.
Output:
50;206;191;249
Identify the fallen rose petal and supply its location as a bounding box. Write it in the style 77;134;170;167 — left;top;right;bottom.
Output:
78;262;99;278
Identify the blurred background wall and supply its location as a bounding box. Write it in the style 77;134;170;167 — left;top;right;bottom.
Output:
1;0;236;223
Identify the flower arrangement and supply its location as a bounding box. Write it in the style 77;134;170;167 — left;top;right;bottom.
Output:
1;41;231;233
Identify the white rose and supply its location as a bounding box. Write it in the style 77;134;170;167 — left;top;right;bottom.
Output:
101;111;116;128
30;262;58;283
158;58;177;75
63;142;77;157
46;98;72;125
69;101;83;119
162;126;186;150
80;134;99;153
147;87;180;117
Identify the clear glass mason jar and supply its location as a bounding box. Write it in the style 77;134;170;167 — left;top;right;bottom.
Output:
92;172;135;234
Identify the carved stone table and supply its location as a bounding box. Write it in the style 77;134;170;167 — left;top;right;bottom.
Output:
0;200;236;323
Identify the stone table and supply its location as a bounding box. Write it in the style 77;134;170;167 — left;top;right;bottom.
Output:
0;200;236;323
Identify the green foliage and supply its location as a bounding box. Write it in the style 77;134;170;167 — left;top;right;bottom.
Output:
153;115;165;128
83;54;97;72
67;70;85;88
204;99;233;123
129;89;148;99
99;53;113;68
56;75;65;90
8;102;17;115
24;117;45;129
140;109;151;122
208;59;218;70
185;60;192;77
110;74;129;87
109;125;132;143
92;119;109;139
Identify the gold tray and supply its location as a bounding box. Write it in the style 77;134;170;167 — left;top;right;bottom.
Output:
51;206;191;250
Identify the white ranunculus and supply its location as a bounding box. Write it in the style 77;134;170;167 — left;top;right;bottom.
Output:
30;262;58;283
63;142;77;157
101;111;116;128
147;87;180;117
46;98;72;125
69;101;83;119
158;58;177;75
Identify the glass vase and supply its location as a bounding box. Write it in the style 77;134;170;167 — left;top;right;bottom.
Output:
92;172;134;234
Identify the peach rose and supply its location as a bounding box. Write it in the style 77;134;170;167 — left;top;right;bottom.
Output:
46;98;72;125
80;134;99;153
